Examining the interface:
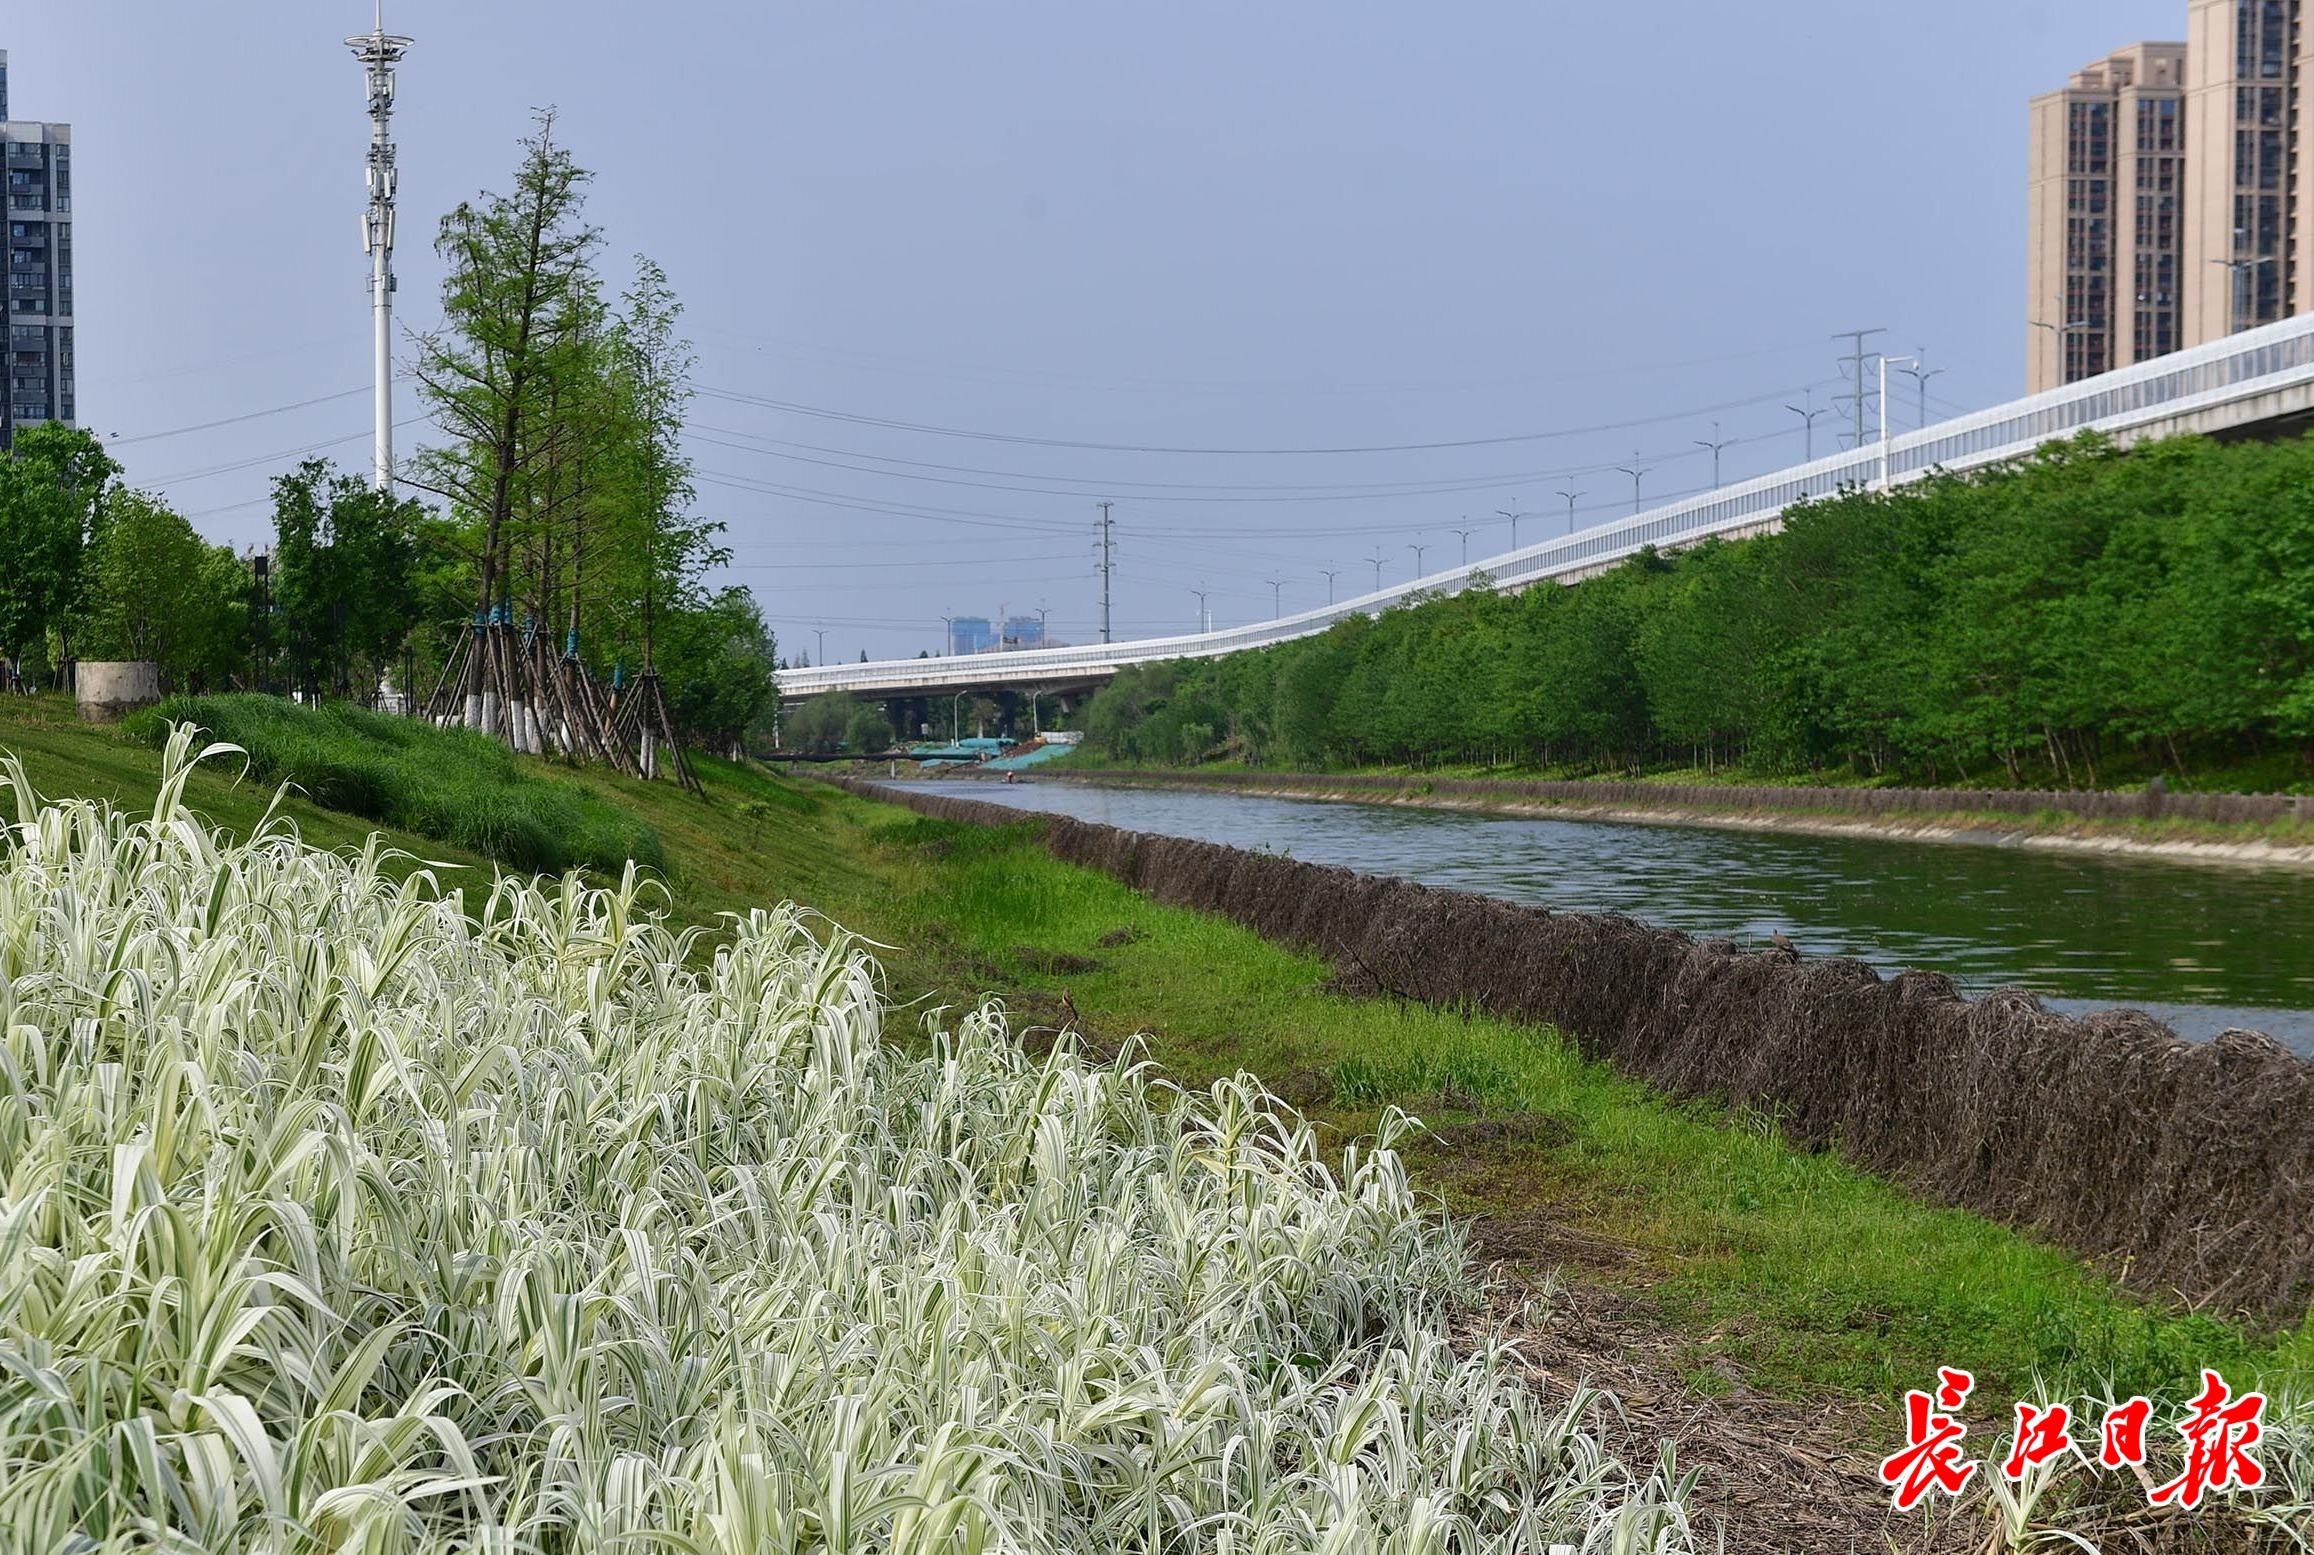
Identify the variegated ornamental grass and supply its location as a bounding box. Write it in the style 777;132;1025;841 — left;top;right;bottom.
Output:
0;730;1700;1553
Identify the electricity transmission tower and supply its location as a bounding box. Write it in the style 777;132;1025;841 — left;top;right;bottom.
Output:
1832;327;1887;451
1095;501;1115;643
347;4;412;492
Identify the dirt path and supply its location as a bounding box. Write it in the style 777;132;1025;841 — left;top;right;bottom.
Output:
1420;1139;1969;1554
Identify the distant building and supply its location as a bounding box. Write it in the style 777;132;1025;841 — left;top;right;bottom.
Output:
2027;42;2186;392
2028;4;2314;393
949;616;995;655
1002;615;1045;650
2181;0;2311;345
2;47;74;451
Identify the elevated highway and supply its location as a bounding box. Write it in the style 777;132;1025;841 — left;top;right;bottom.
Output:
777;314;2314;701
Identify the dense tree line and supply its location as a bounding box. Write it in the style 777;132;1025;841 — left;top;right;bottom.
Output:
1082;432;2314;786
0;424;248;694
0;114;776;755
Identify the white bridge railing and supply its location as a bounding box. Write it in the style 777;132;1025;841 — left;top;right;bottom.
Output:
779;314;2314;698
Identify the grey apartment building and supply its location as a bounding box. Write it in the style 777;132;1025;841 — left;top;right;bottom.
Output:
1;48;74;450
2029;1;2314;392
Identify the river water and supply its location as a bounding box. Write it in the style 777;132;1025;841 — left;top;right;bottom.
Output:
920;779;2314;1056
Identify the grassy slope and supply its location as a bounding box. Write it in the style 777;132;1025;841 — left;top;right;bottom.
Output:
5;695;2306;1411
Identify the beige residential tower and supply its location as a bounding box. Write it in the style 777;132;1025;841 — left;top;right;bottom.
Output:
2028;2;2314;391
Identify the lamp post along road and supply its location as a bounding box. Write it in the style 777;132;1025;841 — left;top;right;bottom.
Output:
2213;252;2277;333
1321;567;1341;604
1556;488;1585;535
1878;355;1918;490
1693;421;1729;489
1496;506;1524;550
1898;355;1945;430
1365;552;1388;591
1787;389;1830;461
1614;453;1651;515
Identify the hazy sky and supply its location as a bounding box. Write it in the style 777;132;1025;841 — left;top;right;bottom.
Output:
8;1;2182;661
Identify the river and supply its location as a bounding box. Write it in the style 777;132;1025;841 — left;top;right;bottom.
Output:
919;779;2314;1056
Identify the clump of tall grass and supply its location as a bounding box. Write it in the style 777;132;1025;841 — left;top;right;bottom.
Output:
126;692;663;876
0;729;1699;1551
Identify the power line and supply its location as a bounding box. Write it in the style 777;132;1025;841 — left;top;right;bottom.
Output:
693;382;1829;457
141;417;427;484
110;386;371;446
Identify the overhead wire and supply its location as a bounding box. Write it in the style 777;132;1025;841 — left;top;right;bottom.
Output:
109;387;370;446
692;381;1829;457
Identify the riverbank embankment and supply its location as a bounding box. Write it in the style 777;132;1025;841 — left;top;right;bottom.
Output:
843;777;2314;1320
1025;767;2314;869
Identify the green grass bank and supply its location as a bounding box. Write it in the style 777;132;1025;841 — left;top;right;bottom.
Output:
4;694;2307;1416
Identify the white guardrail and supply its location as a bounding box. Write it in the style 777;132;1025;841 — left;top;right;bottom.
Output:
778;314;2314;698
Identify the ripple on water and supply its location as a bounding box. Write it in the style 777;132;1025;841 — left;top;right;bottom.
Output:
914;781;2314;1058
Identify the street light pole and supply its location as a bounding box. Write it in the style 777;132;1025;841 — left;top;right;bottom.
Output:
1190;587;1211;634
1365;551;1388;591
950;690;967;743
937;615;954;657
1787;389;1830;460
1614;453;1651;515
2031;292;2096;384
1897;354;1945;430
1451;525;1477;566
1692;420;1730;489
1495;506;1524;550
814;627;827;665
1321;567;1341;604
2212;251;2276;333
1267;574;1287;617
1878;354;1918;489
1408;542;1429;576
1556;487;1585;535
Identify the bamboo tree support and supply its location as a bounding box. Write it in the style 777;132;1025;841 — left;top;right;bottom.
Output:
606;666;700;795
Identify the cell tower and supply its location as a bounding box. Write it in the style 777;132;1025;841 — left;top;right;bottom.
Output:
347;6;412;492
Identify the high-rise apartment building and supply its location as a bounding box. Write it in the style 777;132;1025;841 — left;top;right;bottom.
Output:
2027;43;2188;393
1;48;74;450
2181;0;2314;343
2029;4;2314;391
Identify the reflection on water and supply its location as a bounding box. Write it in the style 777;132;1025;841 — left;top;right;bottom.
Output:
916;780;2314;1056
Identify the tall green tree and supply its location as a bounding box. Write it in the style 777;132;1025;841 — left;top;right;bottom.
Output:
270;460;422;700
408;109;603;627
77;489;245;689
0;423;116;682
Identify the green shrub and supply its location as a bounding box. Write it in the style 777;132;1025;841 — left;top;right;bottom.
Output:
127;693;663;876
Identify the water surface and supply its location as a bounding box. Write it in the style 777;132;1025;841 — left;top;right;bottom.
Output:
914;779;2314;1056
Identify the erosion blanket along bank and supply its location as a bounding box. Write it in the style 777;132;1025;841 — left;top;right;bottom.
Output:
847;780;2314;1320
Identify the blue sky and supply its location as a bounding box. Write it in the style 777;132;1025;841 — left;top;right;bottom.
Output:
8;1;2183;659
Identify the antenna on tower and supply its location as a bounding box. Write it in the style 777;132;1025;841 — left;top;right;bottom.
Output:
348;8;413;493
